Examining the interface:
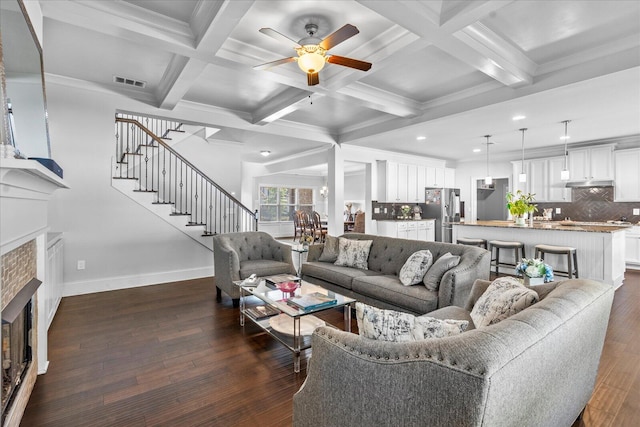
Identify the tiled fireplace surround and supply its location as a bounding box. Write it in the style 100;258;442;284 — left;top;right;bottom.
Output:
1;240;39;427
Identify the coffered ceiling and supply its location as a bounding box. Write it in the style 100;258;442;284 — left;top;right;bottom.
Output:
38;0;640;164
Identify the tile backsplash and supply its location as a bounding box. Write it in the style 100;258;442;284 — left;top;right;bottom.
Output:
535;187;639;223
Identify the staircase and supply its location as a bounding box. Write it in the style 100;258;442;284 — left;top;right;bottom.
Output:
111;113;257;249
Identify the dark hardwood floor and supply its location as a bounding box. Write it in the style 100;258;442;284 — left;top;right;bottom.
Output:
21;272;640;426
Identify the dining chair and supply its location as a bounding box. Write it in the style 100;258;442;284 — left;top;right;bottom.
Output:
293;210;304;242
312;211;328;242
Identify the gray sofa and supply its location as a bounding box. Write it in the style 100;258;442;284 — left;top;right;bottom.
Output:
301;233;490;314
293;278;614;427
212;231;296;307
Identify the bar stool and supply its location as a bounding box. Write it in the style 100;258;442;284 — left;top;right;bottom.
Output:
489;240;525;275
456;237;488;249
534;244;579;279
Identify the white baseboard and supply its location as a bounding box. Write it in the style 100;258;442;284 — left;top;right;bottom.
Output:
38;360;49;375
62;266;214;297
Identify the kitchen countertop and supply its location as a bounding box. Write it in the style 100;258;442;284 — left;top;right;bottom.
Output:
376;218;436;222
454;220;631;233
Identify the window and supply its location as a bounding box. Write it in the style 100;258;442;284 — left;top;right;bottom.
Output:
259;186;314;222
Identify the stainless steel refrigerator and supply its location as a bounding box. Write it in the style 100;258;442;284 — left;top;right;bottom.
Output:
424;187;461;242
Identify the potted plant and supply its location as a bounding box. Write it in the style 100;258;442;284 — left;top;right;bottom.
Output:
515;258;554;285
506;190;537;226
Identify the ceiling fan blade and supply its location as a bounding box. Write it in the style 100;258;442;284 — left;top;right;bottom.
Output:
307;72;319;86
253;57;296;70
327;55;372;71
259;28;301;48
319;24;359;50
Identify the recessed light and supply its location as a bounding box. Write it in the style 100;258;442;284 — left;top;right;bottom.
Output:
260;150;271;157
473;148;481;153
512;115;526;121
416;136;427;141
559;136;570;140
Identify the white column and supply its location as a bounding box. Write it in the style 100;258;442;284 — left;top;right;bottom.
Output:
328;146;344;236
365;162;375;234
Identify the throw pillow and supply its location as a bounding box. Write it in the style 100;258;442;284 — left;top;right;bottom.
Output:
334;238;373;270
356;302;468;342
399;250;434;286
470;276;539;328
318;235;339;263
423;252;461;291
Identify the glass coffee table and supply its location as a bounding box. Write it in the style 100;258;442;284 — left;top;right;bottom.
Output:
236;279;355;373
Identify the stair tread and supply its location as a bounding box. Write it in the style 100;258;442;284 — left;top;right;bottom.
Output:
112;177;138;180
186;222;206;226
152;202;174;205
133;190;157;193
170;212;191;216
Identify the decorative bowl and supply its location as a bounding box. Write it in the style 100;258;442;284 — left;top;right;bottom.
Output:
276;281;299;293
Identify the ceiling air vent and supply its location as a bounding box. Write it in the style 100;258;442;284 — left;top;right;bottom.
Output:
113;76;146;89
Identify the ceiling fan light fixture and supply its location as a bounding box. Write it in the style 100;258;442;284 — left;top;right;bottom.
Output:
296;46;326;73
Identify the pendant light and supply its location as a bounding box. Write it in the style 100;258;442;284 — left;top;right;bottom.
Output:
560;120;571;181
519;128;527;183
484;135;492;186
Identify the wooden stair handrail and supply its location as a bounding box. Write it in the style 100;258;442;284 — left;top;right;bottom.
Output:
115;116;256;220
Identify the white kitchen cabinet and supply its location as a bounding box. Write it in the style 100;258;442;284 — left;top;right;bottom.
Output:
547;157;572;202
568;145;614;181
397;163;409;202
407;164;419;202
376;220;435;241
625;226;640;269
425;166;444;188
511;156;570;202
528;159;547;201
614;148;640;201
444;168;456;189
416;167;426;201
45;234;64;329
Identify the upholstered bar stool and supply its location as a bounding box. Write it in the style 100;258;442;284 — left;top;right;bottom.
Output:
456;237;488;249
488;240;525;275
534;244;579;279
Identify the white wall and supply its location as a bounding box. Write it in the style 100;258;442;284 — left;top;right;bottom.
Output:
171;133;244;197
344;172;366;212
45;82;223;295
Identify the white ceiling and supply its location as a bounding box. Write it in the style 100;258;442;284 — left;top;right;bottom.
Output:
37;0;640;165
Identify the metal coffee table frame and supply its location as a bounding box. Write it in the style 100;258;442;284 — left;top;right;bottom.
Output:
236;280;355;373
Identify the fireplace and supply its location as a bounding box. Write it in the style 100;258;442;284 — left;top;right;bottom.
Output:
1;273;40;425
2;298;33;424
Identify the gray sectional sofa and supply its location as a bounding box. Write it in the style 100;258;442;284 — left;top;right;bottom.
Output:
301;233;491;314
293;278;615;427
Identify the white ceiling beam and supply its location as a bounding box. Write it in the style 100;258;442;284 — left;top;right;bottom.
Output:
251;87;315;125
455;22;536;86
156;1;255;110
357;0;529;87
41;0;194;47
439;1;515;32
156;55;208;109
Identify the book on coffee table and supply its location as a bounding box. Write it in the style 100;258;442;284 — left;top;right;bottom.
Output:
245;304;280;320
287;292;337;311
265;274;300;287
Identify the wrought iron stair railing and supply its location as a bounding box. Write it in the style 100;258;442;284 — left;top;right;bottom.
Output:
114;113;257;236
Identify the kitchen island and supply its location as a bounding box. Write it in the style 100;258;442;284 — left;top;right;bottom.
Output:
452;220;628;288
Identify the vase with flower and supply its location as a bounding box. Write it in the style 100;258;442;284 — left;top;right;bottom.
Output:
506;190;537;226
515;258;554;285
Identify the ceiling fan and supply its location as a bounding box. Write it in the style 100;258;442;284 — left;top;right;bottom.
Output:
254;23;372;86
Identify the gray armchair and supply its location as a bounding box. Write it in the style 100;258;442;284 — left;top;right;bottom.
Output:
212;231;296;307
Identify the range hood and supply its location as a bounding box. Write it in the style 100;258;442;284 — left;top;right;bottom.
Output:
564;180;614;188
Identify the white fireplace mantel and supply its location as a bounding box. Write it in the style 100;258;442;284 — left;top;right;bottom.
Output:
0;158;69;256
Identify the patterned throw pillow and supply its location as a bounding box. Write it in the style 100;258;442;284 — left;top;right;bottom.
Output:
334;238;373;270
423;252;461;291
399;250;433;286
356;302;469;342
470;276;539;328
318;235;339;262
